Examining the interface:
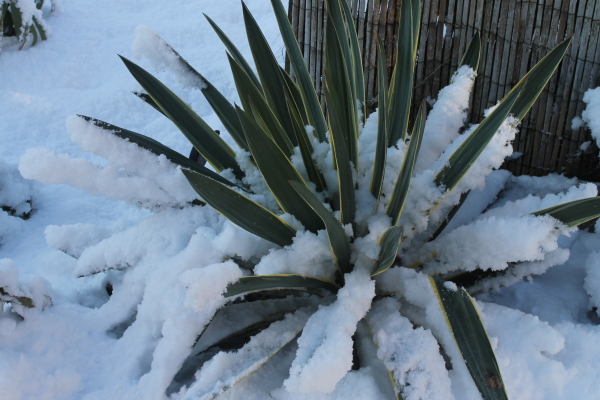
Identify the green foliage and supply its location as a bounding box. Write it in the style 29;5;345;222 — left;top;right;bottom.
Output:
431;278;508;400
84;0;590;397
1;0;48;50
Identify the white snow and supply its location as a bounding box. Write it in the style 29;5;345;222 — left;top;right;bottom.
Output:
576;86;600;146
366;298;453;400
415;65;476;174
132;25;207;90
284;270;375;394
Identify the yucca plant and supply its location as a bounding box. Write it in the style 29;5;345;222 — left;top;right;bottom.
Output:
47;0;600;398
0;0;48;50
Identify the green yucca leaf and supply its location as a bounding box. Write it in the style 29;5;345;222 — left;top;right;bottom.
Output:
227;54;295;158
325;14;358;225
133;91;166;116
371;226;403;276
29;22;38;46
203;312;288;352
224;274;339;298
289;180;351;273
35;17;47;41
459;31;481;71
428;190;470;242
270;0;328;143
354;320;398;399
284;89;327;192
435;85;523;193
387;0;420;147
532;196;600;228
324;8;359;166
119;56;243;178
199;76;249;152
280;65;309;126
183;169;296;247
326;0;357;110
204;13;263;92
78;115;238;188
237;106;325;233
509;37;572;122
242;2;297;148
134;34;249;151
370;37;389;211
9;5;23;36
183;315;305;400
430;278;509;400
339;0;366;123
386;100;427;225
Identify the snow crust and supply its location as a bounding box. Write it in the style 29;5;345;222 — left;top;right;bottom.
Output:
132;25;207;90
284;270;375;394
376;267;483;400
415;66;476;174
366;298;453;400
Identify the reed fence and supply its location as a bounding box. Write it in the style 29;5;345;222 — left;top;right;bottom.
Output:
286;0;600;179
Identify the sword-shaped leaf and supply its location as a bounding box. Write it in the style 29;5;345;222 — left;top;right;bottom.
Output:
178;311;310;400
200;75;249;151
32;16;46;41
242;2;297;147
324;5;359;166
204;13;263;92
371;226;403;276
531;196;600;228
339;0;366;123
280;65;309;125
78;115;238;188
225;274;339;297
133;91;166;116
387;0;420;147
228;54;294;158
430;278;509;400
428;190;470;242
237;106;325;233
435;85;523;193
326;0;357;108
324;13;358;225
354;320;398;399
284;88;327;193
459;31;481;71
183;170;296;247
119;56;243;178
199;312;288;354
289;180;351;273
509;37;572;122
132;31;249;151
370;37;389;211
270;0;328;143
386;100;427;225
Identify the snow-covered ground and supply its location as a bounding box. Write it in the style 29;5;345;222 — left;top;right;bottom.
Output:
1;1;600;399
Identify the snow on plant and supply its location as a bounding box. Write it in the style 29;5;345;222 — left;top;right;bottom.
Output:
17;0;600;399
0;158;35;245
0;258;52;316
0;0;49;50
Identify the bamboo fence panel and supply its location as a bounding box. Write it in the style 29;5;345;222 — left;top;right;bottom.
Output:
286;0;600;179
